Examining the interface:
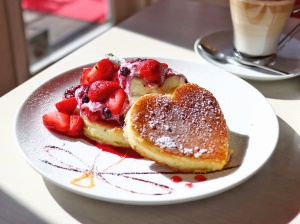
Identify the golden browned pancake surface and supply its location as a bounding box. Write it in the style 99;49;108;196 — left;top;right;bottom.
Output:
124;83;229;172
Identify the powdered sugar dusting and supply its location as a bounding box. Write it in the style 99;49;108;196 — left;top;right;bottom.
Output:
155;136;177;149
194;148;208;158
132;84;228;159
149;120;159;129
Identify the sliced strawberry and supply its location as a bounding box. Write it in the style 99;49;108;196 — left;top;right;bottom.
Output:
55;97;78;115
42;111;70;133
68;115;84;136
80;68;92;86
139;59;167;86
84;109;103;122
87;59;117;84
105;88;126;115
88;80;120;102
161;63;168;68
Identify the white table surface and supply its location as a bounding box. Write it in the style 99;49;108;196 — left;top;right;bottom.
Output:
1;0;300;223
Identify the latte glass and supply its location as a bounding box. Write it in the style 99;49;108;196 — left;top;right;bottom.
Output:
230;0;295;59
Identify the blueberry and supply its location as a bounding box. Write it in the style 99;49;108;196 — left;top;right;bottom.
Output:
103;107;112;119
120;67;130;76
130;58;146;63
82;95;90;103
119;115;125;126
135;58;146;62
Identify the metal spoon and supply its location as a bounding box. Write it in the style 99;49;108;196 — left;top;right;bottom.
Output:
277;22;300;52
198;43;290;76
277;5;300;51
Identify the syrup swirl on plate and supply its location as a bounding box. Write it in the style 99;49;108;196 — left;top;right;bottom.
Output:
40;136;239;196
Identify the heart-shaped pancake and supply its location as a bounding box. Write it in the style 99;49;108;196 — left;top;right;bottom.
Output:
123;83;230;172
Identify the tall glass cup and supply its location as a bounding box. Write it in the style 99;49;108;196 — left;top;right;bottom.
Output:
230;0;295;61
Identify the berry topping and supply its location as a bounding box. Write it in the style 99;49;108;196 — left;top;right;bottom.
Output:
119;115;125;126
42;111;84;136
82;95;90;103
88;80;120;102
80;68;92;87
55;97;78;115
42;111;70;133
103;107;112;119
42;54;190;143
64;85;80;99
85;109;102;122
84;86;90;92
139;59;168;86
120;67;130;76
105;88;126;115
131;58;146;63
87;58;118;84
68;115;84;136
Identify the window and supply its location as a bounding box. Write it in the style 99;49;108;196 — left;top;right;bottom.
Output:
22;0;113;74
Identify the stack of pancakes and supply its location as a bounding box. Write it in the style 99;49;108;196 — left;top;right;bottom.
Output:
123;83;230;172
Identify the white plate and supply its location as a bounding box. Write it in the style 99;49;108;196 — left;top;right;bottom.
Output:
194;30;300;81
14;58;279;205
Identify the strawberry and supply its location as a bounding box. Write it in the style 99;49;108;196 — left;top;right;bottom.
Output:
105;88;126;115
68;115;84;136
55;97;78;115
83;109;102;122
87;59;117;84
80;68;92;86
139;59;168;86
42;111;70;133
88;80;120;102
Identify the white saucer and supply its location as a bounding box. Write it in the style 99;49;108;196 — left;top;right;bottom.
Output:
194;30;300;81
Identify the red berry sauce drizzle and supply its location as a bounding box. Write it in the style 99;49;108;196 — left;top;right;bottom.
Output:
41;135;238;196
171;174;207;188
81;135;142;159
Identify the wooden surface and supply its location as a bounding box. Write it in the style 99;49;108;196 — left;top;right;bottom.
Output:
0;0;299;223
0;0;30;96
